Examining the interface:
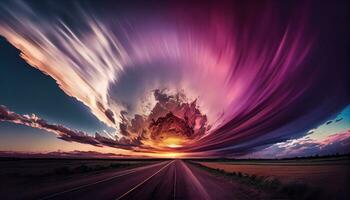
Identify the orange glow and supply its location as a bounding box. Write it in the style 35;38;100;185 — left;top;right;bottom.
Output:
162;137;184;148
157;152;184;158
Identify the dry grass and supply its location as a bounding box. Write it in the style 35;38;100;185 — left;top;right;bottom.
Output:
195;157;350;200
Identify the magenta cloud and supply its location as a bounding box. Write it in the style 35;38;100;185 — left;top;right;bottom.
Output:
0;1;349;157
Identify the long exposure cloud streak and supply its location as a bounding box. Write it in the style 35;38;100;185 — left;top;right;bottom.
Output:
0;1;349;157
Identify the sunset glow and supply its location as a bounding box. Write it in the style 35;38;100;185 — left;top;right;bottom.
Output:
0;0;349;159
0;1;349;200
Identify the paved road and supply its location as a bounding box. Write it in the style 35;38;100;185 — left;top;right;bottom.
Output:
35;160;261;200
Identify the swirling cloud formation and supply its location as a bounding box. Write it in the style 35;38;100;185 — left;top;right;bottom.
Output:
0;1;349;157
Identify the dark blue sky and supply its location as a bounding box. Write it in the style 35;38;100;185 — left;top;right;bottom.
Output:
0;0;349;157
0;37;107;135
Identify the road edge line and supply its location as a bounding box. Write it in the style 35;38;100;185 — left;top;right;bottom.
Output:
116;160;174;200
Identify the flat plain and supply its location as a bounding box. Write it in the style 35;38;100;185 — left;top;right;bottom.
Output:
198;156;350;199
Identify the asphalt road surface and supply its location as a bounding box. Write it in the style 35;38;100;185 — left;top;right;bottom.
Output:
32;160;262;200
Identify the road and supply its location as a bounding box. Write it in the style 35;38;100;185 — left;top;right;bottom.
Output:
33;160;262;200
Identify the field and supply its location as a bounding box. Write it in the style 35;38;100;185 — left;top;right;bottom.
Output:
197;156;350;199
0;158;152;176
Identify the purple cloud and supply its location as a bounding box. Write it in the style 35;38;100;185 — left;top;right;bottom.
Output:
0;105;142;150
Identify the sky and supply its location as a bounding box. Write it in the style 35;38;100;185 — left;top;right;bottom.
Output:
0;0;349;158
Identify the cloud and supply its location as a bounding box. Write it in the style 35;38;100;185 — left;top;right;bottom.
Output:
117;90;209;150
104;109;116;124
249;130;350;158
0;150;127;159
0;1;349;157
0;105;141;150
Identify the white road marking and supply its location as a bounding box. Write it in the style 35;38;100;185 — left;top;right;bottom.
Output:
116;160;175;200
179;160;211;200
39;161;168;200
173;161;177;200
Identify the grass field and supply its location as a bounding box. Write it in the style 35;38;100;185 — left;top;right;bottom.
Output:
0;158;153;176
196;156;350;199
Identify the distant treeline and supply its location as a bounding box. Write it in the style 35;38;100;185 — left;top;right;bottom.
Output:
0;157;171;161
0;153;349;162
186;153;350;162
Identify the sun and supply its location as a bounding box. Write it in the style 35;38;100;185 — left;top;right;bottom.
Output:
162;137;184;148
159;152;183;158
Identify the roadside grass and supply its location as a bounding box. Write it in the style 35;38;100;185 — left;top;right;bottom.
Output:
190;162;322;200
53;162;137;175
8;162;149;177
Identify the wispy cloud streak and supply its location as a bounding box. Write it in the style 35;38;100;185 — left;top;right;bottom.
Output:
0;1;349;157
